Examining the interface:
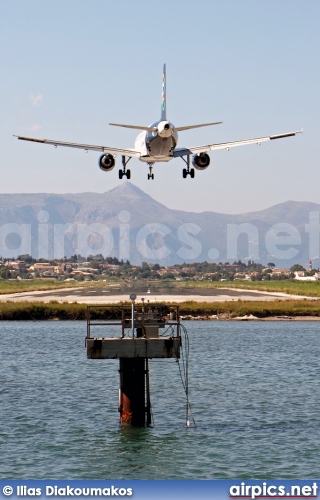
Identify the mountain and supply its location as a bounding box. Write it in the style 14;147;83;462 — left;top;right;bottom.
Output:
0;183;318;267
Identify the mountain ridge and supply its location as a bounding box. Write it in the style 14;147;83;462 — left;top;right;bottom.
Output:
0;182;317;215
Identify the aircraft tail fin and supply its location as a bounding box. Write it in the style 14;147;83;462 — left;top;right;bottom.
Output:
160;64;166;121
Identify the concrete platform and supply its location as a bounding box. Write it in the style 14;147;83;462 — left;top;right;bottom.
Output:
86;337;180;359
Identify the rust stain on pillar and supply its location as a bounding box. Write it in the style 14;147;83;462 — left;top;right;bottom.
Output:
119;358;146;426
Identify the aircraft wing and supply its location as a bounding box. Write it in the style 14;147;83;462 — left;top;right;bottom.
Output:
13;135;141;158
173;130;302;157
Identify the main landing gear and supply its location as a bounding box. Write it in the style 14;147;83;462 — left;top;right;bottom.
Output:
147;163;155;180
119;156;131;179
181;155;195;179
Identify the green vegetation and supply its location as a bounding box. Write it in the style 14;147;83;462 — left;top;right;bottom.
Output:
178;299;320;319
0;301;86;320
0;299;319;321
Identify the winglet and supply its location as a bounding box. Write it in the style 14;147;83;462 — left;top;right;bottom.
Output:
161;64;166;121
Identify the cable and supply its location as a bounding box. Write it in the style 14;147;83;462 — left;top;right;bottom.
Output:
176;324;197;429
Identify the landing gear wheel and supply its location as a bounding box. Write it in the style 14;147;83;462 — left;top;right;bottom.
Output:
181;155;197;179
148;173;154;180
120;155;132;180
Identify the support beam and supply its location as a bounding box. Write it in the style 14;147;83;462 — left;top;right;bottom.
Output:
86;337;180;359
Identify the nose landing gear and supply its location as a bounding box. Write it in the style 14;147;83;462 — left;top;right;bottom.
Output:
147;163;155;180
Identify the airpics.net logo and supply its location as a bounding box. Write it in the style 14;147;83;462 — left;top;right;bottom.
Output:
229;482;318;499
1;210;320;263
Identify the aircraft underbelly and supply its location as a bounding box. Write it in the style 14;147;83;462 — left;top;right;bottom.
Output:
139;155;172;162
139;128;178;162
148;136;175;157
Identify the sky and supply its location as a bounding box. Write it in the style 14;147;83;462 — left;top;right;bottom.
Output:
1;0;319;214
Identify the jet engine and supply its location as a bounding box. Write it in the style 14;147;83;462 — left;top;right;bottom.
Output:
192;153;210;170
99;154;115;172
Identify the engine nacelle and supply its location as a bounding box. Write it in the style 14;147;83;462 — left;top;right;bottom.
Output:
99;153;115;172
192;153;210;170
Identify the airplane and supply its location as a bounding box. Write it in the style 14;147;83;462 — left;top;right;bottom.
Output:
14;64;302;181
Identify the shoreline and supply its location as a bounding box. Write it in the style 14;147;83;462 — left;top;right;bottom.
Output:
181;315;320;321
1;316;319;322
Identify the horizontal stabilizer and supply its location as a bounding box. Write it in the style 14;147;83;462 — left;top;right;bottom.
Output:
174;121;222;132
109;123;157;132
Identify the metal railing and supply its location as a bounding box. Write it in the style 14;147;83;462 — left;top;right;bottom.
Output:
86;304;181;340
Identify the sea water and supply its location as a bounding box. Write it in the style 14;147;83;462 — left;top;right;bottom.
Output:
1;321;319;479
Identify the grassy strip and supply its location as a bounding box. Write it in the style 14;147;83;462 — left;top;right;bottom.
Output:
0;279;86;295
0;301;124;320
0;299;320;320
179;280;320;297
0;301;86;320
177;299;320;318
